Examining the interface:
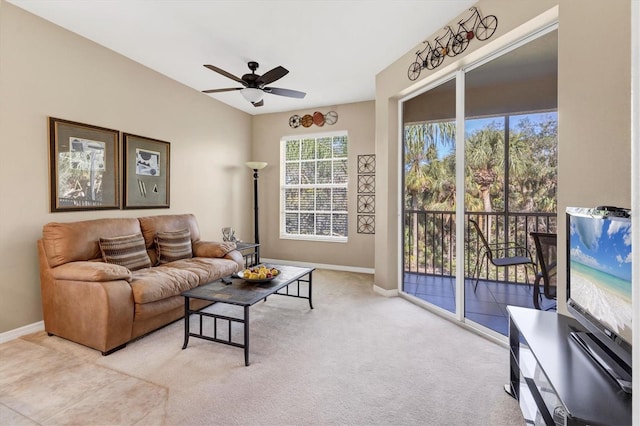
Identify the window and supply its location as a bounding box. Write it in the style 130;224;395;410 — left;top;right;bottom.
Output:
281;131;348;242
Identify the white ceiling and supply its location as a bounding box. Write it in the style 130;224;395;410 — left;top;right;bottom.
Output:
6;0;476;115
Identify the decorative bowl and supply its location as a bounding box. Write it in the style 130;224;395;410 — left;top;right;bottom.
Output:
236;266;280;283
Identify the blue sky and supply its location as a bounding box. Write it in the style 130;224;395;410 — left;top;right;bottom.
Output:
570;215;632;282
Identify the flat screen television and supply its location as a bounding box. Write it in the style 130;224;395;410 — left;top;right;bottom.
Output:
566;206;632;393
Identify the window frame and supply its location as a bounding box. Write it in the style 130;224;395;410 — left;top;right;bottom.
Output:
280;130;349;243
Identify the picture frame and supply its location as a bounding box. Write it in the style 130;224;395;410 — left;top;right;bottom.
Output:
49;117;120;212
122;133;170;209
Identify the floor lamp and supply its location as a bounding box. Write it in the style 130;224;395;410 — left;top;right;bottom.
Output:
246;162;267;245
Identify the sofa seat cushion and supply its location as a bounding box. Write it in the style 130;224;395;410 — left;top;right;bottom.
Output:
134;294;184;322
163;257;239;283
130;266;200;304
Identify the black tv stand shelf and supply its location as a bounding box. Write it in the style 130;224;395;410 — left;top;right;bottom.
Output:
507;306;631;425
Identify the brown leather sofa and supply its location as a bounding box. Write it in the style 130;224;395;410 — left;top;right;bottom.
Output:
37;213;243;354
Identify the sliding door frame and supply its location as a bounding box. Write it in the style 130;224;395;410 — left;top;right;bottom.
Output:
397;17;559;340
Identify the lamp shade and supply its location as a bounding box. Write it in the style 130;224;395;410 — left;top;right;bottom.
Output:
246;161;268;170
240;88;264;103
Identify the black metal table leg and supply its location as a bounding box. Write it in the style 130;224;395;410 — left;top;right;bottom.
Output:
182;296;190;349
308;272;314;309
244;305;250;366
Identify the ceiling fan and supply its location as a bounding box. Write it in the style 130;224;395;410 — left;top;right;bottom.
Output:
202;61;306;107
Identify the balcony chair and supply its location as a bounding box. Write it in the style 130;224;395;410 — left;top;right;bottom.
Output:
469;219;535;292
530;232;557;310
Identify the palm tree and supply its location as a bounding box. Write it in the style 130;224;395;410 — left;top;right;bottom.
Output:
404;122;455;272
465;124;504;214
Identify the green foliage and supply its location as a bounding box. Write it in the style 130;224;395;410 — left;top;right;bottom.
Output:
403;112;558;278
403;113;557;214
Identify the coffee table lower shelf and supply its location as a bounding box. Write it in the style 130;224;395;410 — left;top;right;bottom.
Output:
181;265;314;366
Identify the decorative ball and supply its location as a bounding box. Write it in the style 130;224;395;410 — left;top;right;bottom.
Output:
324;111;338;125
313;111;325;126
289;115;301;128
301;114;313;127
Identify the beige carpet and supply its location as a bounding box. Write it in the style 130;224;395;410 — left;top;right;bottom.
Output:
0;269;523;425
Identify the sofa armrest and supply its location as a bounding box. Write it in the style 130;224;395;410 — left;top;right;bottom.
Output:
51;261;132;282
193;240;237;258
42;278;134;353
224;249;244;272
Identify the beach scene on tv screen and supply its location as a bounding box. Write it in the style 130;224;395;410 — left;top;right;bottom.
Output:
569;215;632;345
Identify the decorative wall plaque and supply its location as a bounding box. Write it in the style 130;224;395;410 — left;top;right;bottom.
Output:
357;154;376;174
407;7;498;81
357;175;375;194
289;111;338;128
357;153;376;234
357;215;375;234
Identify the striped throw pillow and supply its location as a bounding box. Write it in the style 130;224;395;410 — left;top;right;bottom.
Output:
99;233;152;271
155;228;192;264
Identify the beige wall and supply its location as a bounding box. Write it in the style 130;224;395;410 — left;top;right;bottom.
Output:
556;0;631;311
0;2;253;333
374;0;631;317
251;101;375;269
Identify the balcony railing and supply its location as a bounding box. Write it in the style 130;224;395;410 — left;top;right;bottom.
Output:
403;210;556;284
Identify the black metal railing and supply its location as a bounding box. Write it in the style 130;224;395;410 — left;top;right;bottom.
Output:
404;210;556;284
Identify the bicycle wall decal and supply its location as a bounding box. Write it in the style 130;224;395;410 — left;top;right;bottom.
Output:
408;7;498;81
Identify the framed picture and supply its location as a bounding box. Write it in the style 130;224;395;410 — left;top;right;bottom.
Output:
49;117;120;212
122;133;170;209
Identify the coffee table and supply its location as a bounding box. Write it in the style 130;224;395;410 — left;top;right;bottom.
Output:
181;264;314;365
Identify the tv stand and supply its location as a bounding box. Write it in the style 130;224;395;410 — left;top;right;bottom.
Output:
507;306;631;425
570;331;632;394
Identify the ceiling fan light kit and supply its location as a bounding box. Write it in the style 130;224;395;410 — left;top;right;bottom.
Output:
240;88;263;103
203;61;306;107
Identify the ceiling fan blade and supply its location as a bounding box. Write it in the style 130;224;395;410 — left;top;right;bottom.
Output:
202;87;242;94
264;87;306;99
256;66;289;86
252;99;264;107
203;64;247;86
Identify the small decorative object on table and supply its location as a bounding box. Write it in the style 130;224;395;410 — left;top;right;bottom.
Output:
222;227;237;242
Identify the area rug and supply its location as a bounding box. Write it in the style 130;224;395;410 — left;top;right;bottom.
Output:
0;338;166;425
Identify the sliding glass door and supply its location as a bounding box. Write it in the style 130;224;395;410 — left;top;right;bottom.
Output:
401;27;558;337
402;78;457;314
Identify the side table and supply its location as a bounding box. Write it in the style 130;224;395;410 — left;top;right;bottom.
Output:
235;242;260;268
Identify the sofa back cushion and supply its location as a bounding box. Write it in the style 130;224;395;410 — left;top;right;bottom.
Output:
138;214;201;265
155;229;193;264
99;233;152;270
42;218;142;268
138;214;201;247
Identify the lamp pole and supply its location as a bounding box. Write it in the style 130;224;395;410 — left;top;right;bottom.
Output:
245;162;267;245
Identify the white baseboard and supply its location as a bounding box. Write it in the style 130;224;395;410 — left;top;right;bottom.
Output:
260;258;375;275
0;321;44;344
373;285;399;297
